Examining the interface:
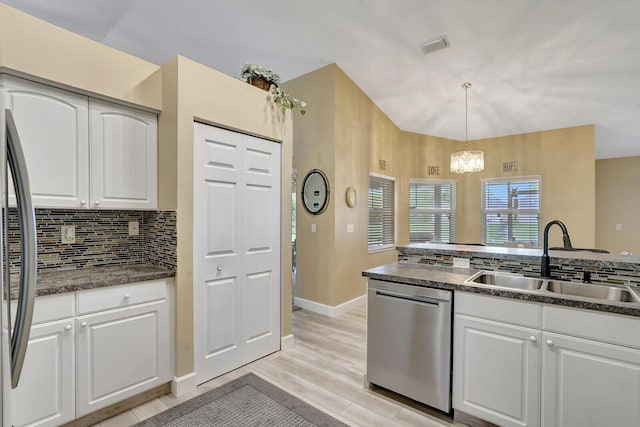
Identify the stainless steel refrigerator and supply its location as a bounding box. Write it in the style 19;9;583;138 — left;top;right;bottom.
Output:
1;108;37;426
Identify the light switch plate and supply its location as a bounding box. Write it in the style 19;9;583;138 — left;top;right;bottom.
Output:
61;225;75;244
311;224;316;233
128;221;140;236
616;224;623;231
347;224;354;233
453;257;470;269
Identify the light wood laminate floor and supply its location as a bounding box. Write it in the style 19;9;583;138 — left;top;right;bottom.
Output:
95;305;464;426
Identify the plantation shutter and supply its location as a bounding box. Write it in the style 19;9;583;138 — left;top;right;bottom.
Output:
409;180;457;243
482;176;541;246
368;174;395;251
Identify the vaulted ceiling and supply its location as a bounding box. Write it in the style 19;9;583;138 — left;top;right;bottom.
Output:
5;0;640;158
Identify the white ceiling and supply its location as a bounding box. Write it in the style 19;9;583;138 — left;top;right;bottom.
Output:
5;0;640;159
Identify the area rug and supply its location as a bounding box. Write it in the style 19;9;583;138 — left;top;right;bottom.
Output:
134;373;348;426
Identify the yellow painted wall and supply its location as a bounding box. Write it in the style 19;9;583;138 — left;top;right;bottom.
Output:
160;56;293;377
455;126;595;248
285;65;336;305
0;3;161;110
287;64;596;308
595;156;640;254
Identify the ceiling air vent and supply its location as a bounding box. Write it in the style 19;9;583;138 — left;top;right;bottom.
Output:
419;35;450;55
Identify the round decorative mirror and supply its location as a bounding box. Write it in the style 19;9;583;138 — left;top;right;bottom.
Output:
301;169;330;215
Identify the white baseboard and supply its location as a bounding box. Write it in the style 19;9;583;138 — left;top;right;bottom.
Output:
171;372;197;397
294;294;366;318
281;334;294;350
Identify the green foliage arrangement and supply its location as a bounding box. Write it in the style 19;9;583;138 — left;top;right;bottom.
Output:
240;63;307;115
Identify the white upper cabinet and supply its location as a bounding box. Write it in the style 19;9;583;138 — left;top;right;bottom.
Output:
89;99;157;210
0;75;157;210
2;75;90;208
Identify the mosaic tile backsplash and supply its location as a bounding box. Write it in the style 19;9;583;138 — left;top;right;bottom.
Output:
399;248;640;287
8;209;177;273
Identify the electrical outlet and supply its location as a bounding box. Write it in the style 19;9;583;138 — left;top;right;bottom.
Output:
128;221;139;236
311;224;316;233
453;257;470;269
61;226;75;244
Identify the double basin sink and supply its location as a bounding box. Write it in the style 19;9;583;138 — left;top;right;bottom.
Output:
464;271;640;305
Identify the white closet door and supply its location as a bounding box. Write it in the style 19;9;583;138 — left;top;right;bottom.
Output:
193;124;243;382
241;134;281;364
193;123;281;384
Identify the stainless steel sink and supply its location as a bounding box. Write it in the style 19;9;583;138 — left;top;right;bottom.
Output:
464;271;545;290
464;271;640;305
544;280;640;303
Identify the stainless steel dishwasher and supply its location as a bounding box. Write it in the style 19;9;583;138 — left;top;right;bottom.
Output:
367;279;452;412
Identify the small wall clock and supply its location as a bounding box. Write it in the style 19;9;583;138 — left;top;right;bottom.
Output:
301;169;330;215
345;186;357;208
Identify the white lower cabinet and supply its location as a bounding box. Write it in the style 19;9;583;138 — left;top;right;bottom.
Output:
76;300;170;416
11;318;75;427
453;291;640;427
453;293;541;427
12;279;173;426
453;315;540;427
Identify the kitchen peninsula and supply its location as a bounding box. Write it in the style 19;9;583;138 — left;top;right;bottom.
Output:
363;243;640;427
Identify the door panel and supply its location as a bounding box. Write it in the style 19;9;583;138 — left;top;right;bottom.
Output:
193;124;243;382
542;332;640;427
453;315;540;427
241;135;280;364
2;76;89;208
11;320;74;427
89;99;157;209
76;302;169;416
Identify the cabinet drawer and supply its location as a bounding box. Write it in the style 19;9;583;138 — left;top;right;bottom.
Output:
76;280;167;315
543;305;640;349
455;291;541;328
12;293;75;325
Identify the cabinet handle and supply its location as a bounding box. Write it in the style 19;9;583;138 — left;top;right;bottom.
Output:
94;200;101;206
64;325;72;331
217;266;222;272
80;321;88;328
80;200;87;206
124;293;131;299
529;335;537;342
546;339;554;346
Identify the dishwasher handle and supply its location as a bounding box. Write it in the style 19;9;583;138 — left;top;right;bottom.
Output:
375;290;449;306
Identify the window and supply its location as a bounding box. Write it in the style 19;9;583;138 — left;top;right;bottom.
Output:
368;173;395;251
409;179;457;243
482;176;541;246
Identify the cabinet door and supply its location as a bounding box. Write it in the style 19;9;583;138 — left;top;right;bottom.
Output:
2;75;90;208
11;319;75;427
89;99;157;209
542;332;640;427
453;314;541;427
76;301;170;416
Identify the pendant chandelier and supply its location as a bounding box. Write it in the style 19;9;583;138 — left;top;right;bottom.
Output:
450;82;484;173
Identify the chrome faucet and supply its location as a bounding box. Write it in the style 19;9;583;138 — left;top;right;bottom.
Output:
541;220;573;278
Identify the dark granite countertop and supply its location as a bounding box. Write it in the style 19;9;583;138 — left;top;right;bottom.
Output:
11;264;176;298
363;262;640;318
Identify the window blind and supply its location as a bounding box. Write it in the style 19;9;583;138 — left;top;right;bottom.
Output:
482;177;541;246
409;180;456;243
368;174;395;250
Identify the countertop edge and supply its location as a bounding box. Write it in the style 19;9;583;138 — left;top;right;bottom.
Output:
12;264;176;299
363;264;640;318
